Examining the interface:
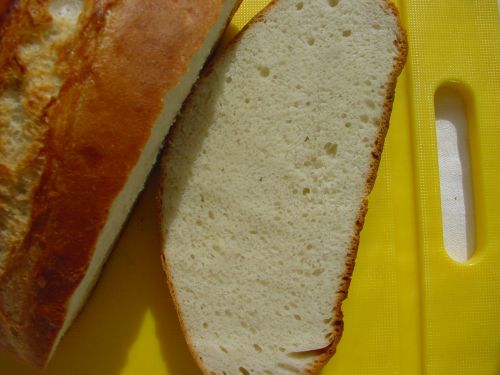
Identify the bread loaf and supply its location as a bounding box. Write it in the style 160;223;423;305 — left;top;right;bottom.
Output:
0;0;241;367
160;0;407;374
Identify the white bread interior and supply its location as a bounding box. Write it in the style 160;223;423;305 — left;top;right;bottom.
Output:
161;0;405;374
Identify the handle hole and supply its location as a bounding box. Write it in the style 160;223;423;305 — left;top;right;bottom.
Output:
435;86;475;262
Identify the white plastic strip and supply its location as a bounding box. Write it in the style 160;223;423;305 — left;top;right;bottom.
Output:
435;86;475;262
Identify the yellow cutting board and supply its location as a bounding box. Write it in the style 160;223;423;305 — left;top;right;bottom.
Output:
1;1;499;374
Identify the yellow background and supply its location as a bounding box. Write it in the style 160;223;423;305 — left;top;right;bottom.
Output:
1;0;499;374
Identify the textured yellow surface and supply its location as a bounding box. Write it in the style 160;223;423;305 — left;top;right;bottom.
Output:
1;1;499;374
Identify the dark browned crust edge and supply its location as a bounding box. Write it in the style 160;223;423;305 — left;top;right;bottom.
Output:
159;1;408;375
0;0;18;26
305;1;408;374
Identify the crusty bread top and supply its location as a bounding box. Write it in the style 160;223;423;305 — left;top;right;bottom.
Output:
0;0;223;367
160;0;407;374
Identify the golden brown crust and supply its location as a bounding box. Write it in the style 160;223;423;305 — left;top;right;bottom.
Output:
0;1;51;73
0;0;223;368
0;1;60;274
160;1;408;374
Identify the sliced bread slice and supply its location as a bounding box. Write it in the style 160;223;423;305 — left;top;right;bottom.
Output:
160;0;406;374
0;0;241;368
